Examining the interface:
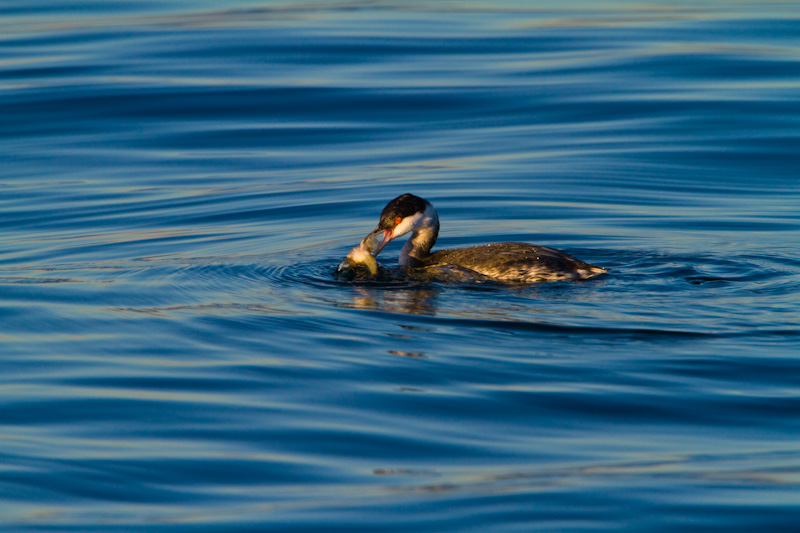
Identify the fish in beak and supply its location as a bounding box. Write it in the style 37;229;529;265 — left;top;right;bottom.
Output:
368;227;394;257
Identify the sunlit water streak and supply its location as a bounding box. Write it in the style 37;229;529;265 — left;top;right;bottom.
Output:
1;1;800;531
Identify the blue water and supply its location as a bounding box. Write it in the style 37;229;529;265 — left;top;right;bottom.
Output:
2;1;800;530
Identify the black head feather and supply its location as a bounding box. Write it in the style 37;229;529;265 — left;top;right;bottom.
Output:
377;194;429;230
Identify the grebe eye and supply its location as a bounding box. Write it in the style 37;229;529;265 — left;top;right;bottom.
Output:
394;216;402;226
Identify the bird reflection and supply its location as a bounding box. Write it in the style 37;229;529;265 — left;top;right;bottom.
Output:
344;285;440;316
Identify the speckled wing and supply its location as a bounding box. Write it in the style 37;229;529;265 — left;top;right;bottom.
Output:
424;242;606;283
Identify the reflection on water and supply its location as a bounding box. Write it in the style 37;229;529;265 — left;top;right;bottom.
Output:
343;284;441;316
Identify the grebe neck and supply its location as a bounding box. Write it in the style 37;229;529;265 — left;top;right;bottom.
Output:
398;204;439;267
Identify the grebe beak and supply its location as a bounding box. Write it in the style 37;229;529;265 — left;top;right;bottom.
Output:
370;227;394;257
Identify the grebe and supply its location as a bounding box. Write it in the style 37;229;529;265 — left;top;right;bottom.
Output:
365;193;606;283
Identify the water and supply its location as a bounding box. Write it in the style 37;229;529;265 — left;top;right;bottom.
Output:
2;1;799;530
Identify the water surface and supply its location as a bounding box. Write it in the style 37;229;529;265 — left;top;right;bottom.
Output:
1;1;800;531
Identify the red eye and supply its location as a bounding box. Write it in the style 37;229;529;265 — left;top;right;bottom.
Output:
394;217;402;226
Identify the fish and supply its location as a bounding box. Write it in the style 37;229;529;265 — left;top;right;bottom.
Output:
335;233;381;279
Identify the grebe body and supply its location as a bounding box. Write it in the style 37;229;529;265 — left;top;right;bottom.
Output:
366;194;606;283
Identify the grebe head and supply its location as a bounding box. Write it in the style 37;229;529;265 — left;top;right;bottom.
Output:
368;194;437;257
